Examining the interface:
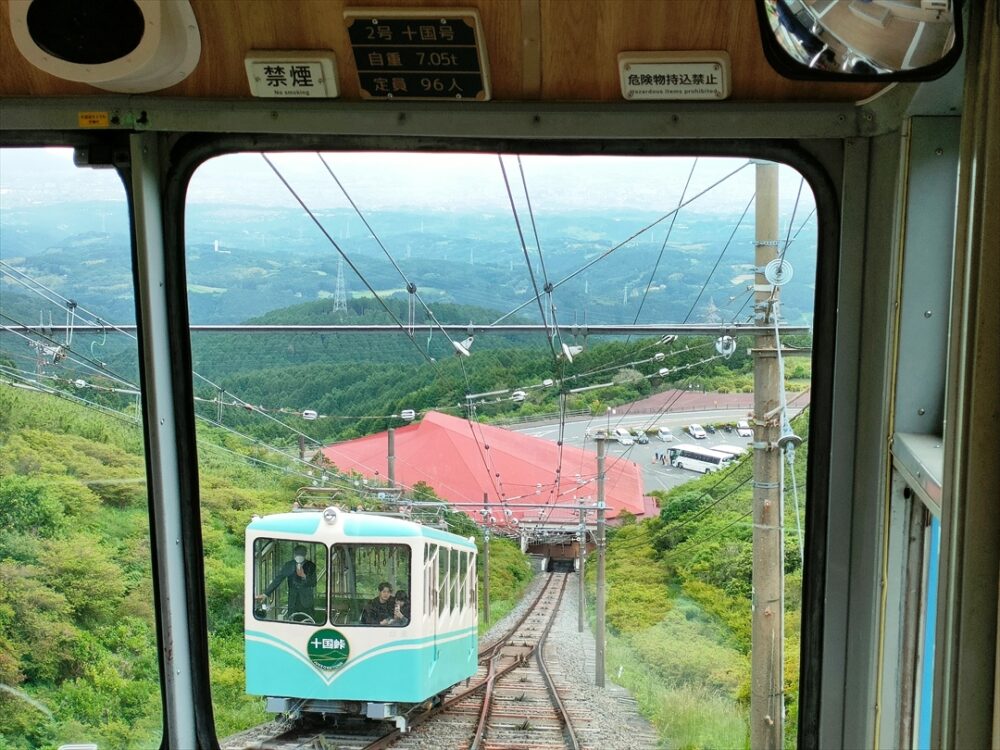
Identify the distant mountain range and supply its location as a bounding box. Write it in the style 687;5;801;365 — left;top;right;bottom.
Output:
1;201;818;328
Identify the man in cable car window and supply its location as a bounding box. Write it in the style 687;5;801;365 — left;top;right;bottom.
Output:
361;582;396;625
256;544;317;620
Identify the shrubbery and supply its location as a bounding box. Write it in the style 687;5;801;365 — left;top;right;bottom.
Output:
0;386;533;749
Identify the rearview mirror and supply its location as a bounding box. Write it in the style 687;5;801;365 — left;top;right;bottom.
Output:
755;0;962;81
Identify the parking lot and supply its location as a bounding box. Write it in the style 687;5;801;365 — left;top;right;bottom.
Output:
515;409;757;494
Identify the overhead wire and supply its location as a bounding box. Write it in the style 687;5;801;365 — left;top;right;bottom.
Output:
500;154;572;527
260;154;436;366
316;153;465;353
628;157;699;341
609;404;811;557
487;161;753;328
683;192;755;324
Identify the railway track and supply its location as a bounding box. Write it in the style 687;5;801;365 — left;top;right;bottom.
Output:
227;572;581;750
368;572;578;750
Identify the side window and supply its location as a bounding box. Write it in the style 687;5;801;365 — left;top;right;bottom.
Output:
438;543;447;616
0;147;163;746
329;543;411;627
253;538;327;625
450;548;459;613
424;544;433;619
458;550;467;612
467;552;476;609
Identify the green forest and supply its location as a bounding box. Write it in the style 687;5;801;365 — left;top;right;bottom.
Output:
8;291;810;448
0;386;531;749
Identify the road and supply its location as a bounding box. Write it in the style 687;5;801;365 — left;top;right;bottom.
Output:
514;409;757;494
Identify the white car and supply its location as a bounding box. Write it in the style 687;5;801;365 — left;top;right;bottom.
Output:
687;423;707;439
736;420;753;437
656;427;674;442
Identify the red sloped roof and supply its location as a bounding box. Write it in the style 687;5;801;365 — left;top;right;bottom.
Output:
321;411;647;524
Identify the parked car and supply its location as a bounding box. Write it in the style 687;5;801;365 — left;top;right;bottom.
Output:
632;429;649;444
687;423;707;439
656;427;674;442
736;420;753;437
612;427;634;445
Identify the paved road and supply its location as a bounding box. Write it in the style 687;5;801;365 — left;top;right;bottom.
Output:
515;409;756;494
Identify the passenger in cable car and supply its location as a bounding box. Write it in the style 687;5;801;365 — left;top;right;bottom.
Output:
362;582;396;625
255;544;317;619
390;590;411;626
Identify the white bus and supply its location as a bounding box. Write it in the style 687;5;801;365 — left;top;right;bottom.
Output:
713;444;748;459
668;443;735;474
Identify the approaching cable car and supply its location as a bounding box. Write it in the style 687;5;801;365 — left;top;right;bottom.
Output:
245;507;478;728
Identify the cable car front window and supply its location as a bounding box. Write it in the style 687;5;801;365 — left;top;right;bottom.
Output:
252;538;327;625
184;150;818;746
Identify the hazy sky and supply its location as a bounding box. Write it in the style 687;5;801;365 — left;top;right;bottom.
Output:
1;147;816;220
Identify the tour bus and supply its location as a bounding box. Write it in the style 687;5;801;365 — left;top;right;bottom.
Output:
668;444;735;474
713;444;749;460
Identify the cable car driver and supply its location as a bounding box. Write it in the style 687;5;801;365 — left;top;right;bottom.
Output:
255;544;317;620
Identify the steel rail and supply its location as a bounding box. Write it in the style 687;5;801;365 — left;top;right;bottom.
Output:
535;577;580;750
362;573;560;750
469;573;571;750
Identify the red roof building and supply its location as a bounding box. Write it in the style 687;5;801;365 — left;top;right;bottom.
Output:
320;411;650;525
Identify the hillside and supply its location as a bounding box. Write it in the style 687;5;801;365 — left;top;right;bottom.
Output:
0;385;531;749
588;410;809;748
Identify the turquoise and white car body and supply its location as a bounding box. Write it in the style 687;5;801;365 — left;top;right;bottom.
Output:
245;508;478;724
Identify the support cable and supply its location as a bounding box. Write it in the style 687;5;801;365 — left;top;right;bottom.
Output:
629;158;699;340
316;154;463;351
261;154;435;366
487;161;752;328
683;193;755;324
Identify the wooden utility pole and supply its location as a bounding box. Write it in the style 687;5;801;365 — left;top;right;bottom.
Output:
751;160;784;749
387;427;395;487
483;492;490;625
596;437;607;688
578;506;586;632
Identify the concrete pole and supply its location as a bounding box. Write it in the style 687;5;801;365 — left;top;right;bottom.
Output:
483;492;490;625
596;438;607;688
298;434;305;463
387;428;395;487
751;160;783;750
578;506;586;632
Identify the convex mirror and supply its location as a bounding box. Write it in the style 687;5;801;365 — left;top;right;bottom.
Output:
756;0;962;81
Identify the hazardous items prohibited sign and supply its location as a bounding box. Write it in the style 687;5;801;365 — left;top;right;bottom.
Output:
344;8;491;100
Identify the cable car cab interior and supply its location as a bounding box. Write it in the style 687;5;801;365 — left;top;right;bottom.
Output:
0;1;997;748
